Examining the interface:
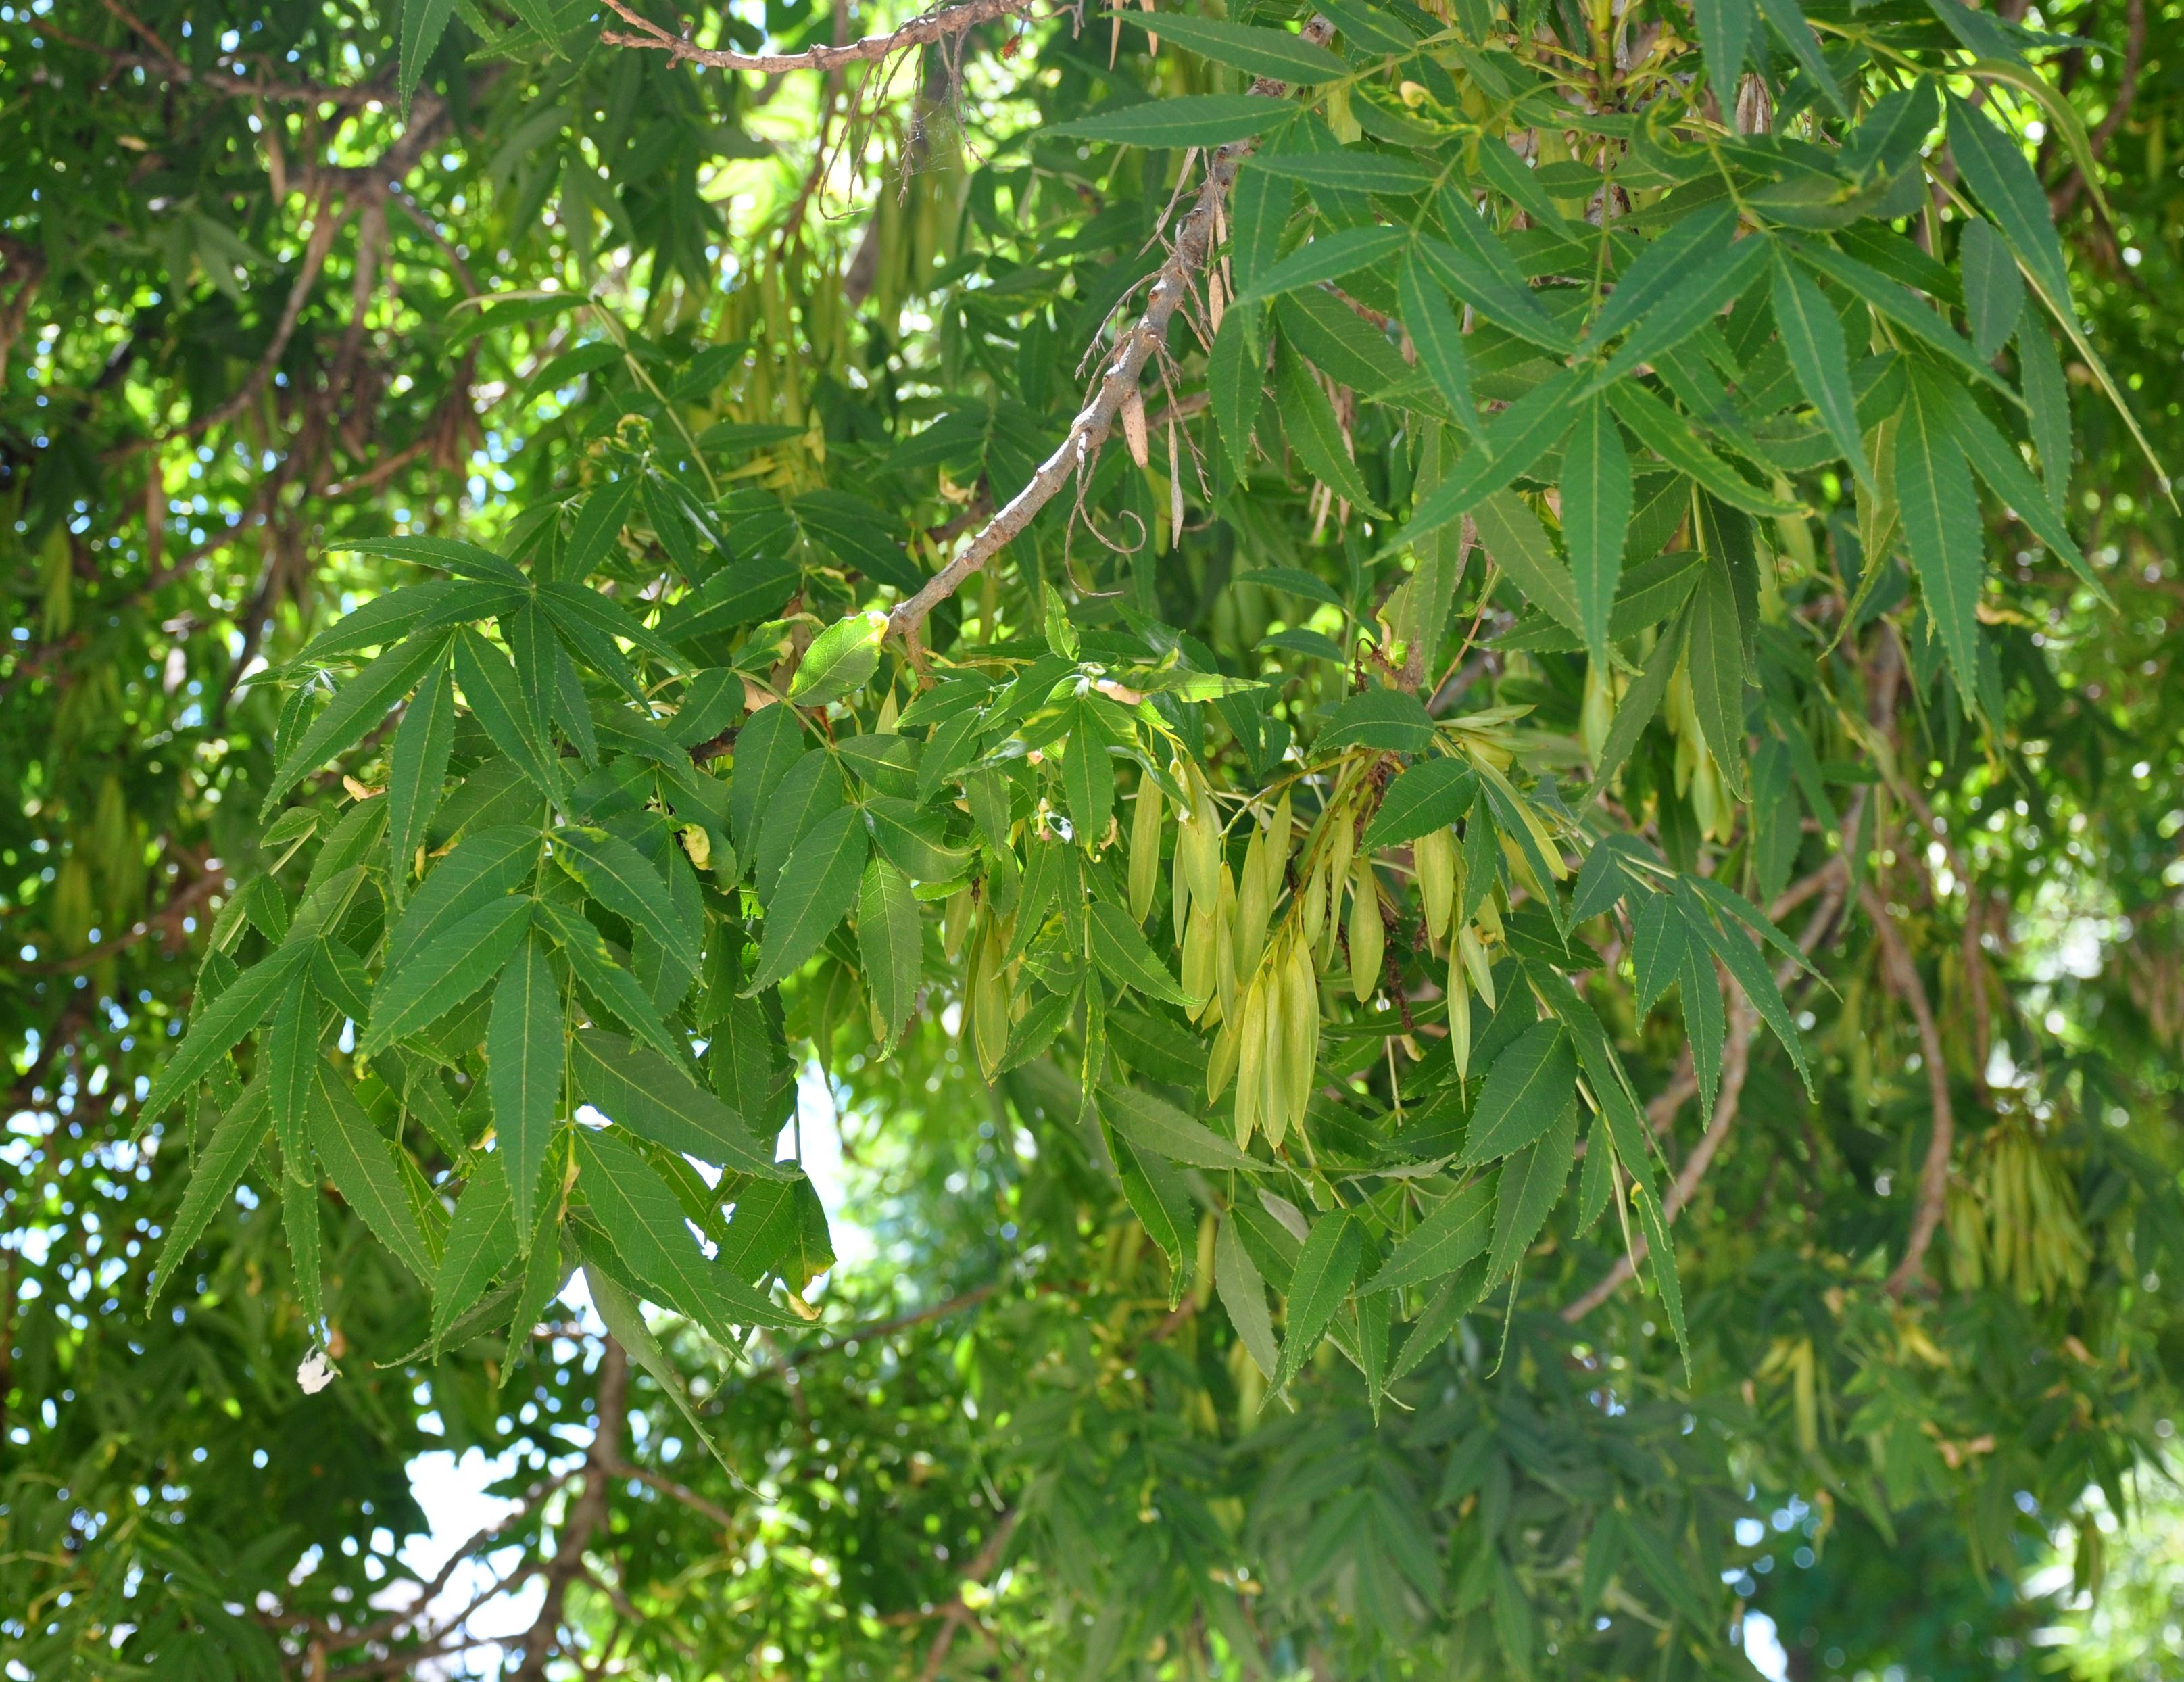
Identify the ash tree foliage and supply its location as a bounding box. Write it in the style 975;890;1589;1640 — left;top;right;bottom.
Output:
3;0;2184;1673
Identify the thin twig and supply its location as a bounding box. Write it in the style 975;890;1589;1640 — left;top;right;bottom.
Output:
1864;881;1956;1297
919;1508;1020;1681
600;0;1042;75
885;20;1334;648
1561;992;1755;1322
2049;0;2141;219
1562;865;1849;1322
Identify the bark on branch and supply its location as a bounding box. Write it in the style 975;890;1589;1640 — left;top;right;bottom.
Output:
885;20;1336;647
601;0;1041;76
1561;862;1850;1323
512;1337;630;1681
1863;882;1958;1297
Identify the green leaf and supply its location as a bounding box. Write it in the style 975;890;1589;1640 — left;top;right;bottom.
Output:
362;896;533;1055
1319;687;1437;753
1894;372;1987;707
1251;154;1439;199
1460;1022;1577;1167
149;1082;268;1305
398;0;457;112
1681;885;1815;1094
266;980;320;1180
1260;627;1348;664
755;752;847;900
531;899;689;1067
1395;370;1585;548
1363;759;1478;850
1483;1100;1578;1281
1771;253;1872;490
1593;236;1768;386
1061;713;1117;849
1276;1211;1364;1388
1209;310;1261;480
1473;490;1584;637
1399;254;1476;433
139;944;308;1126
489;933;563;1234
1689;0;1753;105
863;796;971;883
794;491;923;594
573;1128;802;1336
327;533;528;587
1946;95;2071;317
571;1028;789;1178
1753;0;1845;113
1938;382;2105;602
1111;1130;1195;1270
263;630;453;815
1125;14;1348;82
1100;1082;1257;1170
1591;202;1737;347
431;1158;516;1353
787;610;887;708
1089;901;1196;1008
1794;243;2014;402
1387;1258;1490;1383
297;579;506;665
858;857;922;1053
1233;226;1408;310
581;1262;745;1483
310;1067;435;1282
1960;218;2024;362
387;661;456;900
1632;892;1687;1013
748;806;868;993
283;1170;324;1328
554;827;701;976
1215;1215;1282;1382
387;824;540;975
538;578;685;681
454;627;564;800
1366;1179;1494;1295
1054;95;1299;147
2016;316;2072;512
1276;343;1384;514
1687;551;1752;799
1562;396;1632;666
725;698;812;852
1414;228;1569;354
560;477;639;581
1603;381;1798;516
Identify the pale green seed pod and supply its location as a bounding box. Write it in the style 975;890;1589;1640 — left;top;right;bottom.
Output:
1235;821;1271;980
1182;899;1217;1017
942;884;973;961
1302;858;1328;946
1349;859;1383;1003
1448;948;1473;1080
1213;865;1239;1024
1129;771;1163;925
1417;823;1455;944
971;927;1010;1080
1458;921;1496;1010
1207;1013;1239;1108
1233;977;1267;1146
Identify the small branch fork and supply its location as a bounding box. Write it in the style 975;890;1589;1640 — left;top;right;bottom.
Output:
1561;859;1851;1324
601;0;1044;76
887;20;1338;649
1864;880;1956;1298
